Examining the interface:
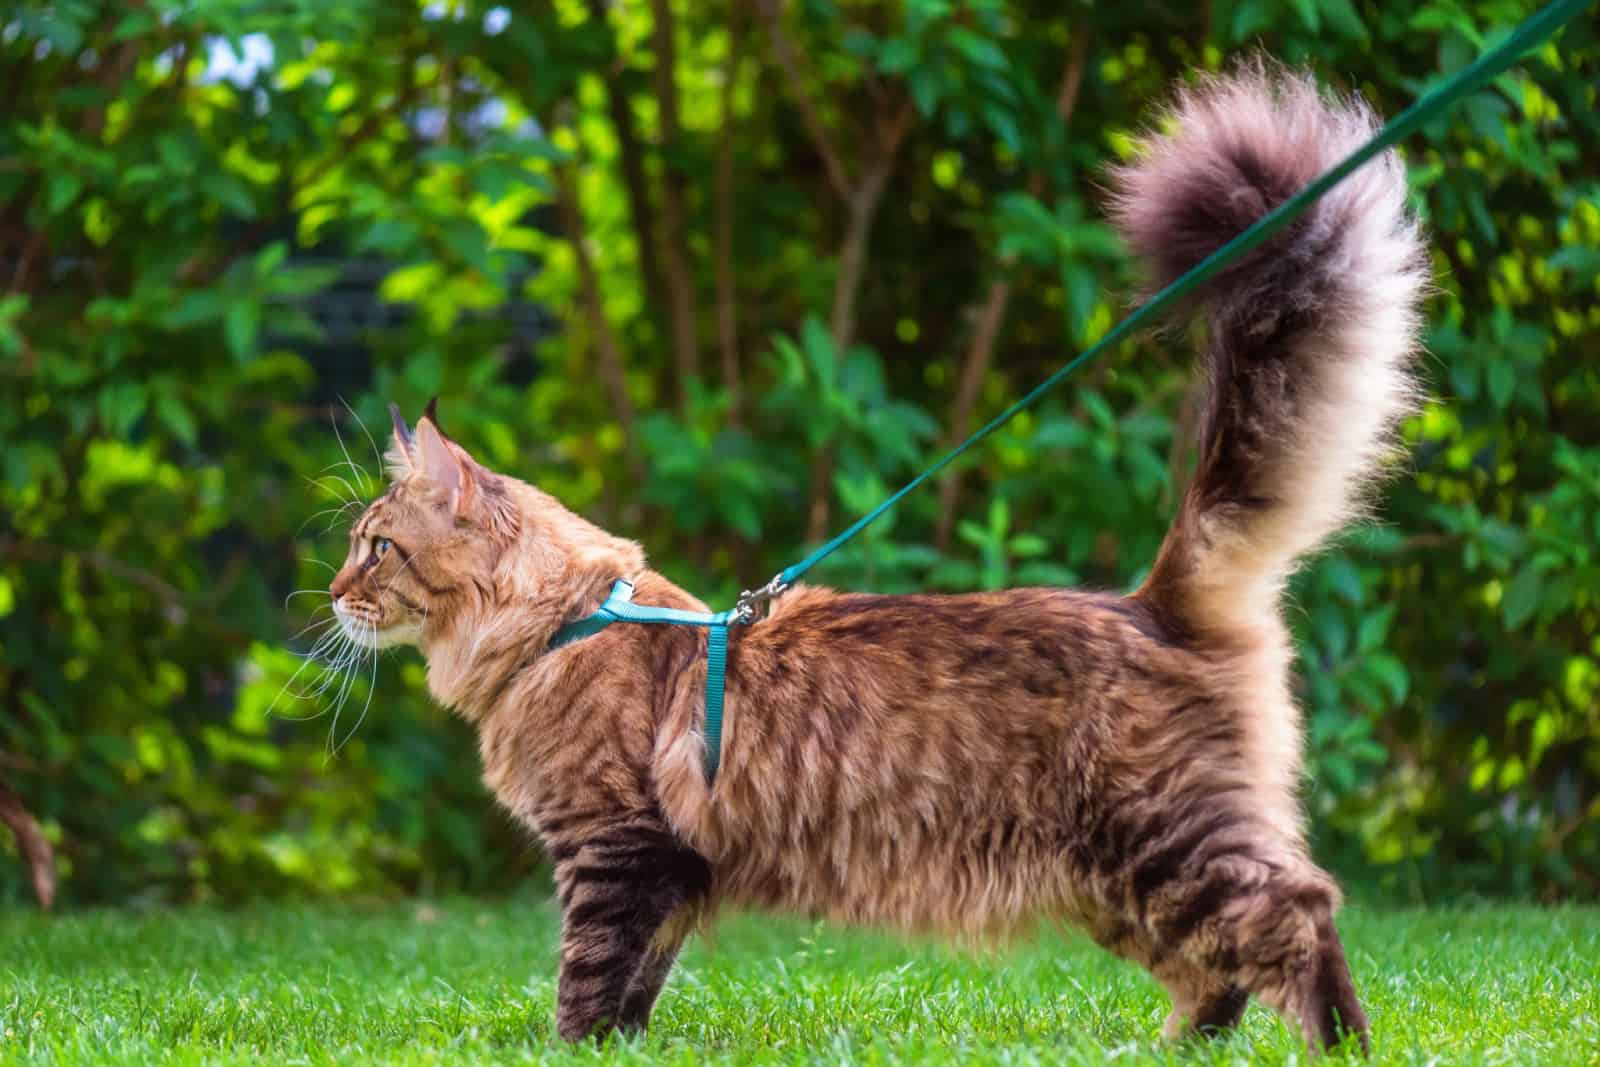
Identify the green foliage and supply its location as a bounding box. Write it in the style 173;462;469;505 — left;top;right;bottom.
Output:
3;899;1599;1062
0;0;1596;906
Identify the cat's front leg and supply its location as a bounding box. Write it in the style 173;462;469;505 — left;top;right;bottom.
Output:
552;819;711;1042
616;940;682;1033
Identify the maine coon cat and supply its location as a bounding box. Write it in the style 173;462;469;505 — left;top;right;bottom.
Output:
328;67;1425;1051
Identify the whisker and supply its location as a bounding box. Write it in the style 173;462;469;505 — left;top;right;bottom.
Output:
301;628;357;702
267;624;347;718
334;622;380;756
309;640;355;700
323;512;358;537
306;473;362;508
300;557;337;574
330;406;374;498
305;470;357;498
340;396;386;490
286;613;339;644
297;500;361;538
326;634;363;756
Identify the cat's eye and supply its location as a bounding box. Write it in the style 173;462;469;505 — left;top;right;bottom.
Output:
367;537;391;567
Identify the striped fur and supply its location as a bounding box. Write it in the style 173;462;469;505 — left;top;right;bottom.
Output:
327;67;1424;1051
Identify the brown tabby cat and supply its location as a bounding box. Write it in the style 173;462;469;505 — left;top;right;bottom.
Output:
328;67;1424;1051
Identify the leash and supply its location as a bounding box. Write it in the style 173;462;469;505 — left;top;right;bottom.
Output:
546;0;1591;786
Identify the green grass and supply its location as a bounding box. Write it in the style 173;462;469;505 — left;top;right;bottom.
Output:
2;898;1597;1065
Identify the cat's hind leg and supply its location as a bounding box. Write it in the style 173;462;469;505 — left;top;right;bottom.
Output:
1161;970;1249;1040
1153;851;1368;1053
1091;920;1248;1041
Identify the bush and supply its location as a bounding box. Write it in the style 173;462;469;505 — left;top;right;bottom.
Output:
1;0;1596;905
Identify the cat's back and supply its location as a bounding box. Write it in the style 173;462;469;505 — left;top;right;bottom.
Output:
738;582;1200;715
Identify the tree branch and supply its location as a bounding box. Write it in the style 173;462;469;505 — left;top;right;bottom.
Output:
649;0;703;407
750;0;853;202
828;96;914;349
1;536;187;613
806;94;917;542
554;166;645;483
715;18;746;425
0;782;55;910
935;30;1091;548
749;2;917;539
585;0;671;346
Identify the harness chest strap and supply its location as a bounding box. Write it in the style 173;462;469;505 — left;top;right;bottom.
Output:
547;579;734;783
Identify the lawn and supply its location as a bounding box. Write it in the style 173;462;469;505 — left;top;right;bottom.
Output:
2;897;1596;1065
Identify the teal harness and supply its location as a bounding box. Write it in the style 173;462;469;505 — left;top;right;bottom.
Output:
544;0;1588;788
548;578;767;784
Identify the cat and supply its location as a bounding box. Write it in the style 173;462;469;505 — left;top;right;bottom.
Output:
328;65;1425;1051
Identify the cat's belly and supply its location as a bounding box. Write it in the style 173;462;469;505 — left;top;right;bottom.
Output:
708;792;1099;937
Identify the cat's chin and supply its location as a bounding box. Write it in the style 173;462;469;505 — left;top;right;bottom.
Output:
335;608;422;650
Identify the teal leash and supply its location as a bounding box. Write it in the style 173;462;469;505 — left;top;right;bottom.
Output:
774;0;1590;592
547;0;1591;786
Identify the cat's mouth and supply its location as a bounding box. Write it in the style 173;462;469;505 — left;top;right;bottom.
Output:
334;600;422;650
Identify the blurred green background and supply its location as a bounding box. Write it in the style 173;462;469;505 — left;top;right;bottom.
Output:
0;0;1595;909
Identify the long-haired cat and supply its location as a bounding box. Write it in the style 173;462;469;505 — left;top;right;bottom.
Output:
328;67;1424;1051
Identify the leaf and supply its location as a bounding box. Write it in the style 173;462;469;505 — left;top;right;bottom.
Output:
1289;0;1320;31
47;172;82;213
203;174;257;219
1314;604;1348;663
1365;653;1410;706
955;519;989;548
1321;0;1371;43
877;36;917;74
1325;557;1364;604
35;10;84;53
155;393;198;448
1009;533;1049;558
1230;0;1272;41
1357;604;1396;654
908;68;940;117
225;301;260;362
800;316;838;389
1063;266;1099;340
97;382;146;437
948;28;1006;71
1486;360;1516;410
981;103;1021;154
1502;563;1543;630
1078;391;1114;430
1118;411;1171;444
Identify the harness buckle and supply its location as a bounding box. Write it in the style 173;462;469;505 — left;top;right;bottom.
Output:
733;573;788;625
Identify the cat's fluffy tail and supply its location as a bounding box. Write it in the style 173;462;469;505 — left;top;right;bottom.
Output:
1111;65;1427;637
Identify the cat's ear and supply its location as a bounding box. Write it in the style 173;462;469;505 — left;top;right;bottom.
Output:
386;403;416;478
415;412;473;515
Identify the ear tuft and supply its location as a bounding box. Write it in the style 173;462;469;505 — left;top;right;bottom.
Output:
422;396;441;433
386;402;415;479
389;403;414;450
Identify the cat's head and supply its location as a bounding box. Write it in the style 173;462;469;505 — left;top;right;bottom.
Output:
328;401;642;653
